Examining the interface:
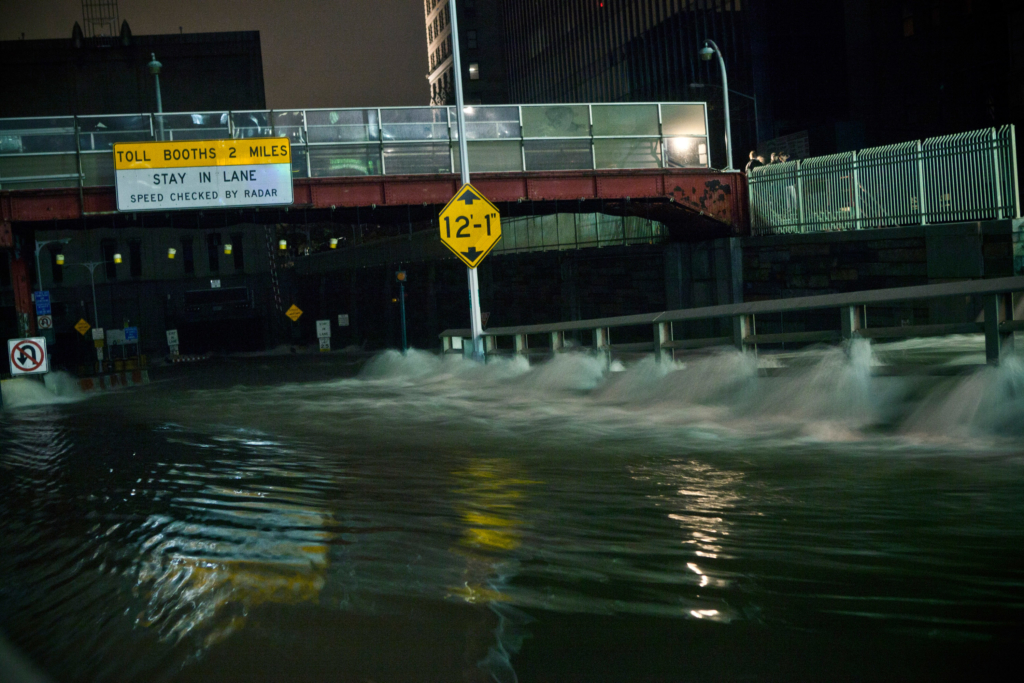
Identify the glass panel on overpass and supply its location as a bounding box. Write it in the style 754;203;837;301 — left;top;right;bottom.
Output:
0;102;711;191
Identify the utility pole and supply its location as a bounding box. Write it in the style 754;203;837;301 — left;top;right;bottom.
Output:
448;0;485;361
74;261;104;373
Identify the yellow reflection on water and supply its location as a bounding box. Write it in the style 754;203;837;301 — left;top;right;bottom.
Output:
134;477;332;649
447;458;539;602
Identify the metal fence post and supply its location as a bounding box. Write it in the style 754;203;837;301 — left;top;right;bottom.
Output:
984;292;1014;364
303;110;312;178
514;333;528;355
1010;125;1021;219
653;321;671;363
550;330;564;352
593;327;610;368
840;305;864;340
852;150;862;229
796;161;806;233
733;314;754;352
916;140;927;225
992;127;1004;220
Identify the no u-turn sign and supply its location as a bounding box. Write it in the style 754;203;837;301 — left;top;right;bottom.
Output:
8;337;49;375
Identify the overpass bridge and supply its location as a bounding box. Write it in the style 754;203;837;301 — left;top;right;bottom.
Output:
0;102;747;340
4;103;1015;355
0;101;743;234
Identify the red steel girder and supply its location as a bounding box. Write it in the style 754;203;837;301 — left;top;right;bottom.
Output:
1;169;749;232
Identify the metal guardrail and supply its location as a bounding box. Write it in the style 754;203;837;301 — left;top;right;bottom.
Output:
0;102;711;191
748;126;1020;234
440;275;1024;366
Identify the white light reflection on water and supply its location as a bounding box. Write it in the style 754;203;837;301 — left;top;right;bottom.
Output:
132;431;333;654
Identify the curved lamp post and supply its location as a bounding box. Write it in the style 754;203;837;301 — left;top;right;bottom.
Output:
699;40;736;171
148;53;164;141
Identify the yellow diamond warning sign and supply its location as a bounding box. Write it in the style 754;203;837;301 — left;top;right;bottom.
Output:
285;304;303;321
439;183;501;269
75;319;91;335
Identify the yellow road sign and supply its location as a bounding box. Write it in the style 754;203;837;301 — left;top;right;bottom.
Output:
285;304;303;321
439;183;501;269
113;138;291;170
75;319;91;335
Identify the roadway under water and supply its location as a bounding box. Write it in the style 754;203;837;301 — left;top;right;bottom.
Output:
1;338;1023;682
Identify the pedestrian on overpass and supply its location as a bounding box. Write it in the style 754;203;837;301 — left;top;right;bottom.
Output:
744;150;762;174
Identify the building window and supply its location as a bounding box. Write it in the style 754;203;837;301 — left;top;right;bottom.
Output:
469;62;480;80
129;240;142;278
903;6;914;36
207;233;221;272
48;247;63;284
467;30;477;49
101;239;117;280
231;233;244;271
181;237;195;274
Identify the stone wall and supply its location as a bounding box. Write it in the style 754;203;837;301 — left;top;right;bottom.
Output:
743;220;1017;333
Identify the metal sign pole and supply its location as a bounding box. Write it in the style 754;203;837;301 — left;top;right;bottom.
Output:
449;0;485;361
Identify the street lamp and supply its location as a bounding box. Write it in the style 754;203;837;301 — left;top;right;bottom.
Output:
699;40;736;171
396;270;408;353
34;237;71;289
148;53;164;140
690;82;760;146
71;262;105;330
69;259;116;373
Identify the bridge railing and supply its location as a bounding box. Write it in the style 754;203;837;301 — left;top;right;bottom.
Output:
440;275;1024;366
0;102;711;191
748;125;1020;234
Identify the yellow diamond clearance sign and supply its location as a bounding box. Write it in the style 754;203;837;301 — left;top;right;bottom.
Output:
74;318;91;335
285;304;303;322
113;138;293;212
439;184;501;269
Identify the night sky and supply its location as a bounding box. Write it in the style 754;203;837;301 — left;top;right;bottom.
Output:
0;0;429;108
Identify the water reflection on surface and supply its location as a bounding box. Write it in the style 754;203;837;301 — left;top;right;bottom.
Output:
134;444;333;652
449;458;536;683
2;348;1024;682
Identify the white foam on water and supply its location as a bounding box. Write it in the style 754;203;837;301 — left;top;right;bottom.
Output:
901;355;1024;440
1;371;87;410
156;338;1024;456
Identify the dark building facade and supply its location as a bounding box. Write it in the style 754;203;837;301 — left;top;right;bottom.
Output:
425;0;509;106
426;1;757;170
842;0;1024;148
0;25;266;118
425;1;1022;169
502;0;754;170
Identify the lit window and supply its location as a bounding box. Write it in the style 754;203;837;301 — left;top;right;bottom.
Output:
469;63;479;80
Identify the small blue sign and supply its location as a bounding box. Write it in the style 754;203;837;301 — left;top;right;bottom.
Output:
124;327;139;342
34;291;51;316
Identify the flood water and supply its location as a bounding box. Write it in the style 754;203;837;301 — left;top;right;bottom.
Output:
2;339;1023;682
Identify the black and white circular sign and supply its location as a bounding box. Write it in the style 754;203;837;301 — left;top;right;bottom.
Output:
8;337;49;375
